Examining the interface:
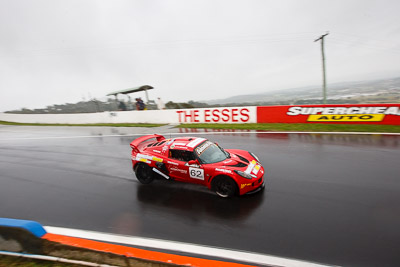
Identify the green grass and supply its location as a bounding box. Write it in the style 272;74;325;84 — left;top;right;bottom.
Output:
178;123;400;133
0;255;81;267
0;121;165;128
1;120;400;132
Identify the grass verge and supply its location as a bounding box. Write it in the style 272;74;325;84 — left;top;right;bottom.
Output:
0;121;165;128
1;120;400;132
0;255;80;267
178;123;400;133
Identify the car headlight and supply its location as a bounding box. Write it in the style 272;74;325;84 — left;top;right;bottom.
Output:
234;170;252;179
249;152;260;162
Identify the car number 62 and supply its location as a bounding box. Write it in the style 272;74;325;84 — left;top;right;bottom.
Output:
189;167;204;180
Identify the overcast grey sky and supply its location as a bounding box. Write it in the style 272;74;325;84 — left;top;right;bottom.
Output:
1;0;400;111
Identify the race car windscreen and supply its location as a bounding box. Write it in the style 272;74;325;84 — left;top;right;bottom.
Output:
195;141;228;164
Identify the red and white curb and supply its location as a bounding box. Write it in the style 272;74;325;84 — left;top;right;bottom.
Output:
44;226;333;267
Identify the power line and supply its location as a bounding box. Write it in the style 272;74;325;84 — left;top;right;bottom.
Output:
13;33;318;56
328;38;400;54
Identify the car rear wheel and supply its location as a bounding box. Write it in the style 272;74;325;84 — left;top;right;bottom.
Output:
213;176;237;198
135;163;154;184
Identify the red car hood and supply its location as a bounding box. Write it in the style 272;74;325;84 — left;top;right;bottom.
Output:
214;149;257;170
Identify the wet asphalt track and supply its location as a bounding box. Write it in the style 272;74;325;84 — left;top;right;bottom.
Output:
1;125;400;267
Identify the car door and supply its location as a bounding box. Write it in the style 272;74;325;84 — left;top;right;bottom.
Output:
167;149;205;184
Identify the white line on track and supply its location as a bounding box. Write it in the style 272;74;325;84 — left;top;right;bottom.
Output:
174;131;400;135
0;131;399;141
0;134;143;141
44;226;332;267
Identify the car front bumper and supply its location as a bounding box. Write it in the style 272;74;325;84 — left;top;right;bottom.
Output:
244;181;265;195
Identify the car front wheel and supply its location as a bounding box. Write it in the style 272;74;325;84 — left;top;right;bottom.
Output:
213;176;237;198
135;163;154;184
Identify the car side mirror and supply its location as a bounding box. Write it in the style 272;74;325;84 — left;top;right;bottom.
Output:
188;159;199;165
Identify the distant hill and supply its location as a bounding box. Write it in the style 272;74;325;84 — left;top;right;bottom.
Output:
6;77;400;114
204;77;400;105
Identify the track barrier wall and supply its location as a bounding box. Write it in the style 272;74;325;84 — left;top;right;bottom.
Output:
0;106;257;124
257;104;400;125
1;104;399;125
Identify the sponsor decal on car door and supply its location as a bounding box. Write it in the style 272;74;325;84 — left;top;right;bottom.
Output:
167;160;188;181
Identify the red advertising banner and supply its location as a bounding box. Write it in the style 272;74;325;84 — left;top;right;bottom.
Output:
175;107;256;123
257;104;400;125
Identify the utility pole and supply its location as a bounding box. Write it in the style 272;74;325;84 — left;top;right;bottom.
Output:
314;32;329;104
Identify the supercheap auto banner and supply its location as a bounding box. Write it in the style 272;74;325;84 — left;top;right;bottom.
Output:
256;104;400;125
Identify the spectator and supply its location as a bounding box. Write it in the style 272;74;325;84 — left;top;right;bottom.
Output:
135;98;146;110
156;97;165;110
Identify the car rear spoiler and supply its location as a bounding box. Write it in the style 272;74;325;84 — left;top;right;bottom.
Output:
130;134;165;152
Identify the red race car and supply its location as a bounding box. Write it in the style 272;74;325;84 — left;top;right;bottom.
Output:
130;134;265;197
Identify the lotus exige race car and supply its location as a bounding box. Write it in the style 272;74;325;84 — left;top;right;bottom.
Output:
130;134;265;197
